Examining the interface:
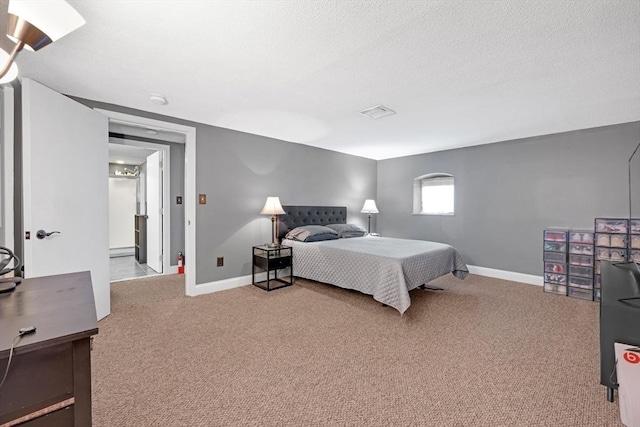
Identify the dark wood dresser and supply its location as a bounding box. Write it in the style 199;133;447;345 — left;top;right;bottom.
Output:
0;271;98;426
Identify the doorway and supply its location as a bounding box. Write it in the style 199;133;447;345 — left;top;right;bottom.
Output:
108;142;167;281
98;110;196;298
107;123;184;281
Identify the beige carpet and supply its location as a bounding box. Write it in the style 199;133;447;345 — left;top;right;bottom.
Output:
92;274;623;426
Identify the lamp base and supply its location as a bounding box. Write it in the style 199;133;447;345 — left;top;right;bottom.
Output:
267;242;280;248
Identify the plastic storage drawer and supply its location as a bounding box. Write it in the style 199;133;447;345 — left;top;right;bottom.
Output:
544;273;566;285
595;248;627;261
569;243;593;255
595;233;627;248
569;255;593;266
568;265;593;278
544;252;566;263
544;282;567;296
595;218;628;234
569;230;594;244
568;276;593;289
568;286;593;301
544;262;566;274
544;230;568;242
545;241;567;253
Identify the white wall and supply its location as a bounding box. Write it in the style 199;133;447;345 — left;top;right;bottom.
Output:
108;177;137;248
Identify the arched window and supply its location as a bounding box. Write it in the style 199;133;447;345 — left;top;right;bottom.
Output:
413;173;454;215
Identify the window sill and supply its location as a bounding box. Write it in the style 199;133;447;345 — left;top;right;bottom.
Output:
412;212;455;216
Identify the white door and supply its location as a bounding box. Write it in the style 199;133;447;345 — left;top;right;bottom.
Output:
22;78;110;320
146;151;163;273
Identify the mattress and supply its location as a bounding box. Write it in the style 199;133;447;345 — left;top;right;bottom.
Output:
282;236;468;314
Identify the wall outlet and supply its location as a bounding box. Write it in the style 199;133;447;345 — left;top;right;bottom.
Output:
217;257;224;267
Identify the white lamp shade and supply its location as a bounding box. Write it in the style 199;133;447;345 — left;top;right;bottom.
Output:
260;197;285;215
361;199;379;214
8;0;85;49
0;49;19;84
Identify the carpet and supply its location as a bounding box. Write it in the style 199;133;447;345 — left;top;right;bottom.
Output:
91;273;623;426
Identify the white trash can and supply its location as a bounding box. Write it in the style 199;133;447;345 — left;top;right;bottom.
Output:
615;342;640;427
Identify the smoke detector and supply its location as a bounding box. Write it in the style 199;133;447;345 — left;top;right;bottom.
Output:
360;105;396;119
149;94;168;105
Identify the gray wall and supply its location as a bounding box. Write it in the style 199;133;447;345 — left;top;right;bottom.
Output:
73;97;377;284
194;126;376;283
377;122;640;276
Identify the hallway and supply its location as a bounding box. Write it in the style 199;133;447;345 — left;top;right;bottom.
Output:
110;255;158;282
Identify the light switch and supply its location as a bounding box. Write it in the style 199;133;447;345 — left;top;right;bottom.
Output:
199;194;206;204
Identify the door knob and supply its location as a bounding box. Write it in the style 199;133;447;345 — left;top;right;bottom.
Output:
36;230;61;239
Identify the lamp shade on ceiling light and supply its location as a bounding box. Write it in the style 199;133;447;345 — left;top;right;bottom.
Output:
0;49;18;84
261;197;285;216
7;0;85;51
0;0;84;83
360;199;379;214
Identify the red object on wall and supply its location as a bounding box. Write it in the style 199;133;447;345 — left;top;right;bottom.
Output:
178;252;184;274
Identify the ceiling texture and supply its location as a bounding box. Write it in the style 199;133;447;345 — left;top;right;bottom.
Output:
108;142;155;166
5;0;640;160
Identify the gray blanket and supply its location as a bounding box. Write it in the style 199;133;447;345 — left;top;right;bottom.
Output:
282;236;468;314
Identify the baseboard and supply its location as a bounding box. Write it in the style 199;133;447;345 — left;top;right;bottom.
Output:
467;265;543;286
190;272;267;296
166;265;179;275
190;265;542;296
110;247;135;257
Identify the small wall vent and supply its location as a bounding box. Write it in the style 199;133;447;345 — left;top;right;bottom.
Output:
360;105;396;119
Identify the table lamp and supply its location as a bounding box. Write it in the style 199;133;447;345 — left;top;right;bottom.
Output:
360;199;379;234
261;197;286;247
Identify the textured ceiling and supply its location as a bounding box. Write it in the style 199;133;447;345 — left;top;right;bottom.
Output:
6;0;640;160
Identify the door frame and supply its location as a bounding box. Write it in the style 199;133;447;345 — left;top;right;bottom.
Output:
97;109;196;296
108;139;171;274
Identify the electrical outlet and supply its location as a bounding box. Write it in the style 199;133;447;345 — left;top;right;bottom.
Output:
217;257;224;267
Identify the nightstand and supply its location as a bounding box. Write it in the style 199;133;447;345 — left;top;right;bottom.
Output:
252;245;293;291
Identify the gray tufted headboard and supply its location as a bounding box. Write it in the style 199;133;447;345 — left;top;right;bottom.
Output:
278;206;347;240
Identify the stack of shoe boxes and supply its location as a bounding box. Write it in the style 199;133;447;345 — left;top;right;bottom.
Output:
567;230;595;300
594;218;629;302
543;229;568;296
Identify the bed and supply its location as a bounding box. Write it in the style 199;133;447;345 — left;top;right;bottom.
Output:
278;206;469;314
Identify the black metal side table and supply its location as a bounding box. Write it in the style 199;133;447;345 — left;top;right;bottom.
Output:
252;245;293;291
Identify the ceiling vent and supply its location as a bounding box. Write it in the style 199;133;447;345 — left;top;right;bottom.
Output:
360;105;396;119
